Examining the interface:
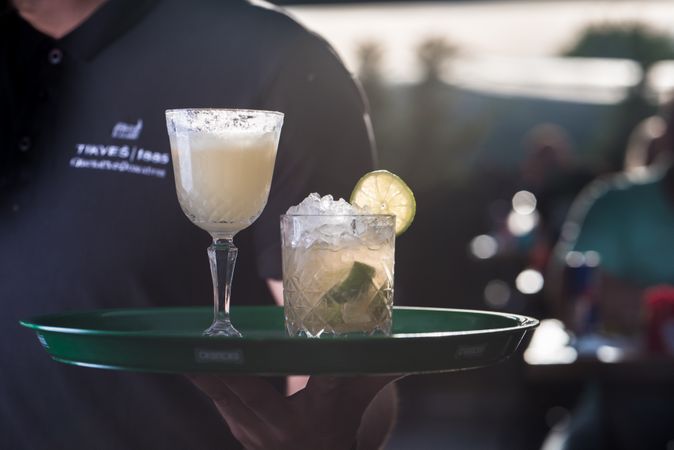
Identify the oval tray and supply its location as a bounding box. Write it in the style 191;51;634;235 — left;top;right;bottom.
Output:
20;306;538;375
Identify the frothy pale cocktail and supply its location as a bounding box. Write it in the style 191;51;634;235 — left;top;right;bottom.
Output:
165;108;283;337
169;132;277;236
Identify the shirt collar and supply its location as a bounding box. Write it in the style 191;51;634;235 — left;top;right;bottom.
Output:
58;0;158;62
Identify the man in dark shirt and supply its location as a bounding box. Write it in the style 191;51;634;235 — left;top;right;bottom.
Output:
1;1;393;448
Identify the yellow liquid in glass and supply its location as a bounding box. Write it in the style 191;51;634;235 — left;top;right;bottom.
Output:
170;132;277;236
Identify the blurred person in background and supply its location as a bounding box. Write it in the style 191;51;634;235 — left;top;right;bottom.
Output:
0;0;397;449
551;98;674;334
545;98;674;450
623;113;670;173
518;123;584;272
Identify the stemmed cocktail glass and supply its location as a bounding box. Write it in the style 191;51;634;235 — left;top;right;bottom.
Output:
165;109;283;337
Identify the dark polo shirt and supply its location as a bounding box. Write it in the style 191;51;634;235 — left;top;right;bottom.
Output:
0;0;374;448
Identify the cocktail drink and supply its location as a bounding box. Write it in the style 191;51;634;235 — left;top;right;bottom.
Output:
166;109;283;336
281;194;395;337
171;131;278;236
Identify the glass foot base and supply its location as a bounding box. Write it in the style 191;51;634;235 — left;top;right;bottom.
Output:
203;320;242;337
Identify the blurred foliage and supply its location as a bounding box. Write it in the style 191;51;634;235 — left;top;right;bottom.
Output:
563;22;674;69
562;22;673;169
417;37;456;82
356;41;384;85
357;36;490;192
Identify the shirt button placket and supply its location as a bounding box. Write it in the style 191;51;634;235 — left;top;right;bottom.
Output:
18;136;32;152
48;48;63;65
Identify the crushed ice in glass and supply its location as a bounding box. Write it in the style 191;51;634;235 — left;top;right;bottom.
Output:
286;193;383;247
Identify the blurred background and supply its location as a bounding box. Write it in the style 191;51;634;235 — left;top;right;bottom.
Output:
271;1;674;449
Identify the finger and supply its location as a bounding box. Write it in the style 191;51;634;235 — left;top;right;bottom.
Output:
357;383;399;450
286;375;309;396
304;376;343;395
306;373;404;390
187;374;237;405
307;374;402;399
305;374;403;414
346;374;404;391
293;376;395;446
187;375;265;448
222;376;292;427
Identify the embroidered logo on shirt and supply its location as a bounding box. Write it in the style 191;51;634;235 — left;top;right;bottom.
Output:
70;143;170;179
69;118;169;178
111;119;143;140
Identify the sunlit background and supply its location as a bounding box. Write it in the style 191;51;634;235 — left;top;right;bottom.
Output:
272;1;674;449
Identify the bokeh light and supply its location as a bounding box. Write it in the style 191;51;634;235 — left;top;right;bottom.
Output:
507;209;539;236
564;250;585;268
470;234;498;259
512;190;537;215
515;269;544;294
596;345;624;363
584;250;601;267
484;279;511;308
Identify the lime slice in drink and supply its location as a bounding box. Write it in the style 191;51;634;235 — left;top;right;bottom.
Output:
350;170;416;235
323;299;344;327
323;261;376;305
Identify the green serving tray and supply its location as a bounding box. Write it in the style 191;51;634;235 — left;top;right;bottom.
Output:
21;306;538;375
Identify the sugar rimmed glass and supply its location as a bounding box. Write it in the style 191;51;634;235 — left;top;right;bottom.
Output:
166;109;283;337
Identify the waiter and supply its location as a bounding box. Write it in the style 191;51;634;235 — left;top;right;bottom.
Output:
1;0;395;448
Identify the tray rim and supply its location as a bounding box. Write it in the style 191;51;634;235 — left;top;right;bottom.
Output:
20;305;539;340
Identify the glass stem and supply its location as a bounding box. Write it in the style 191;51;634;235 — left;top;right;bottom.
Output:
205;237;242;337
